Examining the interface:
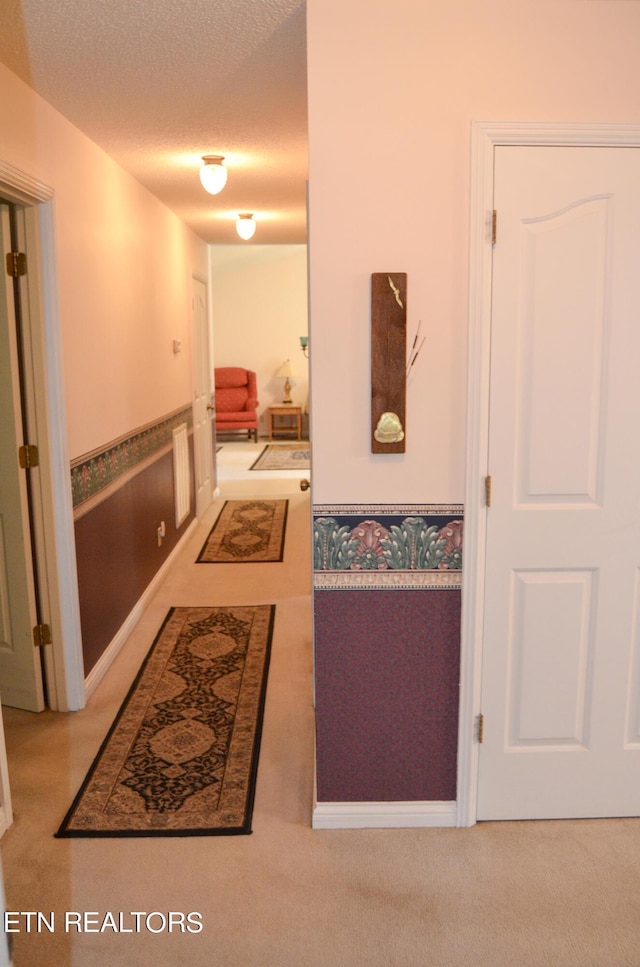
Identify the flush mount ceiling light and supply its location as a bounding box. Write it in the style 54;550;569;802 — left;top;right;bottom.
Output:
199;155;227;195
236;213;256;240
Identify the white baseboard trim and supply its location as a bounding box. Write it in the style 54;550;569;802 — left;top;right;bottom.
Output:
84;518;199;701
0;806;10;839
312;800;457;830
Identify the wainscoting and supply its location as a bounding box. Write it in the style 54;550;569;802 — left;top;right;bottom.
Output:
72;407;195;675
312;504;463;817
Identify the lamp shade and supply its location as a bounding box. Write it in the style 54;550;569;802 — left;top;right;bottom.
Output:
275;359;295;379
199;156;227;195
236;213;256;240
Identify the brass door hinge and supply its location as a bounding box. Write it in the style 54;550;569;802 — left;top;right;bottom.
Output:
485;475;492;507
6;251;26;278
19;444;39;469
477;712;485;744
491;210;497;245
33;624;52;648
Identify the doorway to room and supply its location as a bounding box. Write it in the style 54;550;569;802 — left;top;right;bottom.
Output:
0;199;47;714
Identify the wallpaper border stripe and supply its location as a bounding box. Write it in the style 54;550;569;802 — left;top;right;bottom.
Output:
312;503;463;589
71;405;192;515
314;571;462;590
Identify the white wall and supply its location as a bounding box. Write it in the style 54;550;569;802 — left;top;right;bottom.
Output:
306;0;640;505
210;245;309;436
0;62;208;459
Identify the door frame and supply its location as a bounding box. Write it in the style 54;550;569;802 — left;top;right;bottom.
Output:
191;272;215;516
0;158;85;712
457;121;640;827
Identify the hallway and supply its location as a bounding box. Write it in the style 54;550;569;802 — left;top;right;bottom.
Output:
0;444;639;966
0;443;316;965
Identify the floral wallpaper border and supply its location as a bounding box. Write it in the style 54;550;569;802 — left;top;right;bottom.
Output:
313;504;463;590
71;406;192;511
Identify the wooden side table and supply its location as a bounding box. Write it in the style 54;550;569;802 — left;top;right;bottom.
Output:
268;404;302;440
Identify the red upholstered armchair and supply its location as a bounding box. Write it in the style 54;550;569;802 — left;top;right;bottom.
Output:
214;367;259;441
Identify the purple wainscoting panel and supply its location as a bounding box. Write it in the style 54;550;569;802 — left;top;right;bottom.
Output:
314;588;461;803
74;441;195;676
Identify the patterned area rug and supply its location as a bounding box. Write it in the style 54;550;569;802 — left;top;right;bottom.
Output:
56;605;274;837
197;499;288;563
250;443;310;471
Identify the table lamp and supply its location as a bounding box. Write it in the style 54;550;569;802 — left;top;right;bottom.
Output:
275;359;295;403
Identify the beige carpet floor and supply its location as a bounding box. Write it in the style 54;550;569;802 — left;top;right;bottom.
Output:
1;460;640;966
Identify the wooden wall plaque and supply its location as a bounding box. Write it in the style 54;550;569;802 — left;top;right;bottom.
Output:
371;272;407;453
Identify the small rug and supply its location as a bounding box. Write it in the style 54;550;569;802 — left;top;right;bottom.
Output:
56;605;275;837
197;499;288;563
250;443;310;471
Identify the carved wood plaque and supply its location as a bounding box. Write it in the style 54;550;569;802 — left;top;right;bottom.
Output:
371;272;407;453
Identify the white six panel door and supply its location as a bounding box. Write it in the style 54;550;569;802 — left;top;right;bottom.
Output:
477;146;640;820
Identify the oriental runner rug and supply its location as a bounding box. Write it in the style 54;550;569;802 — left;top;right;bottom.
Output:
197;499;288;564
56;605;275;837
250;443;310;471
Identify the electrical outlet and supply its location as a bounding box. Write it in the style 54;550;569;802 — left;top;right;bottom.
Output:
157;521;166;547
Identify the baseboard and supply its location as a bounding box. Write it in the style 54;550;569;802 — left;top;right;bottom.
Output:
0;805;11;838
84;518;199;700
312;799;457;830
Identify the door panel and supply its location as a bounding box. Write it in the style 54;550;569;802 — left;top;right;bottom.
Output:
478;146;640;820
507;569;596;747
517;198;608;504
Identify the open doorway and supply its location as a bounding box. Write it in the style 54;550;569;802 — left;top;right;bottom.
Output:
0;166;85;839
0;199;47;714
0;167;83;718
209;243;310;496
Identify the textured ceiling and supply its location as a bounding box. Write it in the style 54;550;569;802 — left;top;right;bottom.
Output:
0;0;308;244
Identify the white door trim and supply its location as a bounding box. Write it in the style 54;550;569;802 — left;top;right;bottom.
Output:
191;272;214;519
457;121;640;827
0;158;85;711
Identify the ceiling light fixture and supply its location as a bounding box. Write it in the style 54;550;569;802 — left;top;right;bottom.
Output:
199;155;227;195
236;213;256;240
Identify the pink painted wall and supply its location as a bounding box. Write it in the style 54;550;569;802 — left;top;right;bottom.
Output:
306;0;640;505
0;62;208;460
